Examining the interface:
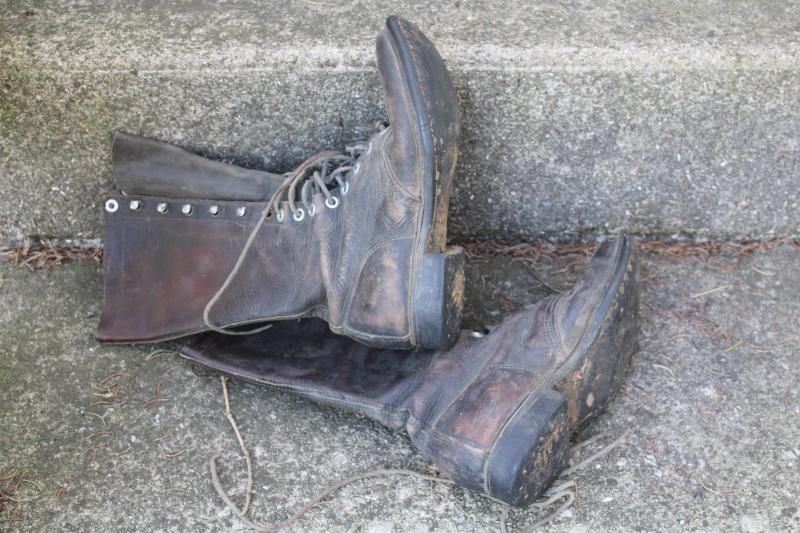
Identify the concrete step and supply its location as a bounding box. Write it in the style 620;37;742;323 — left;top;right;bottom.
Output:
1;1;799;242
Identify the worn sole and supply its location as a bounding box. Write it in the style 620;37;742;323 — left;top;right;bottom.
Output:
486;237;639;507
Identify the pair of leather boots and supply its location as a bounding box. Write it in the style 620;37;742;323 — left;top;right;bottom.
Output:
97;16;639;507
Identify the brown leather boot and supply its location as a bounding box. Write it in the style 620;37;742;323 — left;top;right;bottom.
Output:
97;16;464;350
180;236;639;506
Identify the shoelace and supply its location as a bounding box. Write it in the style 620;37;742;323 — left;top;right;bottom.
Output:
202;142;367;335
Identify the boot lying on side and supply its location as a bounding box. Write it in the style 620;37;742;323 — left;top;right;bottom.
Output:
97;16;464;350
180;236;639;506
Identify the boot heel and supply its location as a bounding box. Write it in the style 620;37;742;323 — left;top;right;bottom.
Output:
412;246;465;350
486;388;571;507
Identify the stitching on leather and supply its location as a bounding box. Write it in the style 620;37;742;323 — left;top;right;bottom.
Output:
406;412;486;454
381;130;421;200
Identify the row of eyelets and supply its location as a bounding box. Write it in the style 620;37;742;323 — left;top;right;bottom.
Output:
105;199;247;217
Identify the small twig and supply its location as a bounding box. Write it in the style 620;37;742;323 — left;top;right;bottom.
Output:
145;349;174;361
723;340;743;352
220;376;254;515
143;398;169;408
152;427;177;443
690;285;729;299
751;266;776;277
163;448;188;458
698;479;739;496
652;363;675;378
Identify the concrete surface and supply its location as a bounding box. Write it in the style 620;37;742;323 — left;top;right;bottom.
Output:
1;242;799;532
2;1;799;243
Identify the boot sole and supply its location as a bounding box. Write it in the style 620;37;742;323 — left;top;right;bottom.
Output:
386;16;464;350
486;236;639;507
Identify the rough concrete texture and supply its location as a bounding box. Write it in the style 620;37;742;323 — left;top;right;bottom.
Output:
2;243;799;532
2;1;799;242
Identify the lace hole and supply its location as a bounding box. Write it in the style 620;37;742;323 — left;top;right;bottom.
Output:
325;196;339;209
293;208;305;222
276;208;284;222
105;199;119;213
308;204;316;217
340;181;349;195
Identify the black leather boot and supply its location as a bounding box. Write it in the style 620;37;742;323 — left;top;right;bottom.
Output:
180;236;639;506
97;16;463;350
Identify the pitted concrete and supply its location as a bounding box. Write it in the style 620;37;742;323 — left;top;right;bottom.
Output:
1;243;799;531
1;1;799;242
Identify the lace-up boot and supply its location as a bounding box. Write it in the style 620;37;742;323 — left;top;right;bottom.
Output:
180;237;639;506
97;16;464;350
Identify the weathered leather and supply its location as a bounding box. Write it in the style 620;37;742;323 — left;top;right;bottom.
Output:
180;236;639;506
97;16;463;349
112;131;284;201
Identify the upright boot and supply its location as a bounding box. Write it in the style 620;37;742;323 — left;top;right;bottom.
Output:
97;16;464;350
180;236;639;506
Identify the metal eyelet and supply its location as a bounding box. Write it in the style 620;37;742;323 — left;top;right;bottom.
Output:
104;199;119;213
209;205;220;216
276;208;284;222
366;142;373;154
181;204;193;216
379;125;389;135
236;206;247;217
469;331;484;338
308;203;316;217
340;180;349;195
129;200;142;211
353;162;361;173
325;196;339;209
156;202;169;214
293;207;305;222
